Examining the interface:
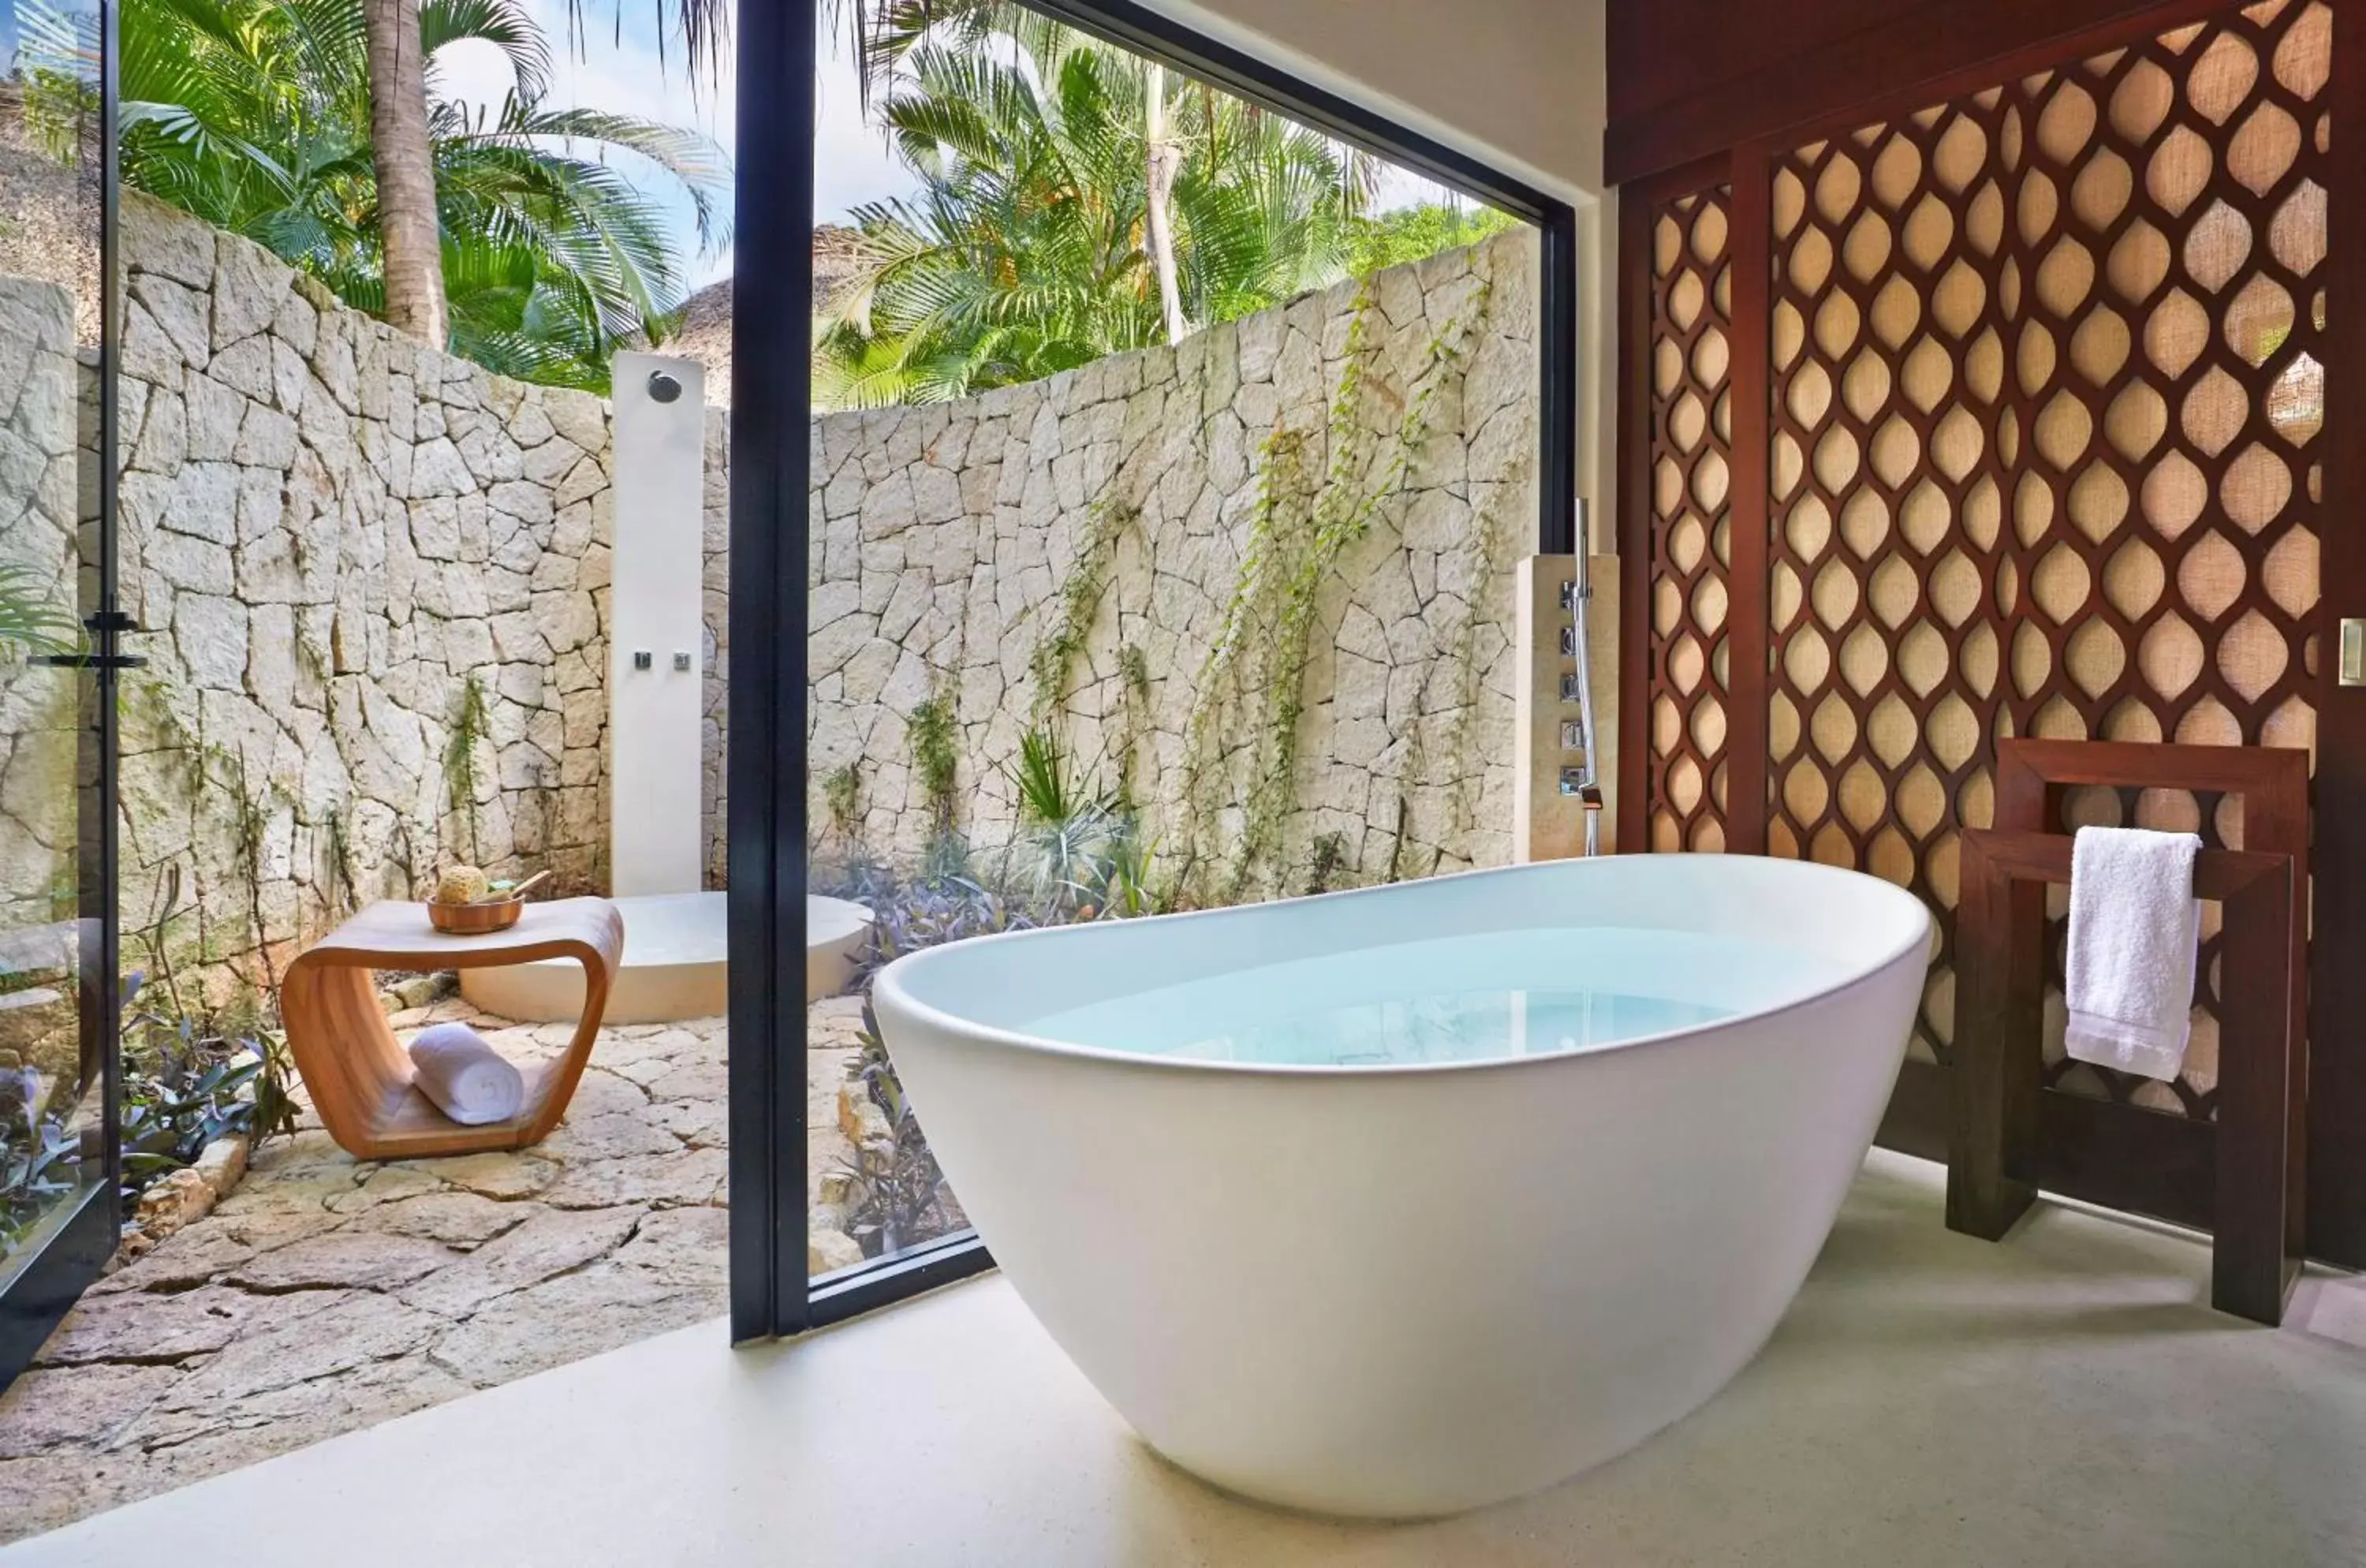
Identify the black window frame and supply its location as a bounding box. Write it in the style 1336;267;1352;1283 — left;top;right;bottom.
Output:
730;0;1581;1340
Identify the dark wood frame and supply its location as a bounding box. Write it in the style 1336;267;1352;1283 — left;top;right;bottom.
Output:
1919;740;2311;1282
1951;822;2301;1324
1607;0;2258;187
1616;0;2366;1268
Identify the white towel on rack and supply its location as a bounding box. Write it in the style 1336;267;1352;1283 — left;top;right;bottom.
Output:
408;1022;525;1126
2064;825;2202;1084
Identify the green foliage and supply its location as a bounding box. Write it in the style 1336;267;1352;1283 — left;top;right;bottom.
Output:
90;0;729;390
1008;726;1088;825
1096;822;1159;918
442;674;492;864
1177;274;1491;903
1111;640;1151;808
1304;831;1349;895
118;1002;301;1198
835;998;954;1260
0;563;77;658
815;5;1375;408
1345;202;1520;278
823;762;864;837
78;865;307;1242
999;726;1161;917
1414;448;1528;864
907;689;961;832
1028;496;1134;725
0;1081;82;1263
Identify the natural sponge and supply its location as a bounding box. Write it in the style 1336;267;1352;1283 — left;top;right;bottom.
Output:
434;865;491;905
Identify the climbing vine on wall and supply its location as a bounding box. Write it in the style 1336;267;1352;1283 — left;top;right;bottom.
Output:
442;674;492;865
907;687;961;834
1174;273;1492;904
1406;444;1529;872
1028;492;1140;728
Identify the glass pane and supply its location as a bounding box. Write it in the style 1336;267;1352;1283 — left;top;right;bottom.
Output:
0;0;103;1286
805;8;1541;1279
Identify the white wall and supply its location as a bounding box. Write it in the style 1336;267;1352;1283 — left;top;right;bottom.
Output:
1144;0;1606;197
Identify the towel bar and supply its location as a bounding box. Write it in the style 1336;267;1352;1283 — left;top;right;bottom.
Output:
1948;740;2308;1326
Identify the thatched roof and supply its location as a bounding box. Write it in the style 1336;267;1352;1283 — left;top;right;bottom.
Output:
662;226;868;409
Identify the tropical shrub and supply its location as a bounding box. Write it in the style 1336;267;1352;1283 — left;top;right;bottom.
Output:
0;1072;83;1261
118;988;300;1200
1345;202;1521;278
815;5;1372;406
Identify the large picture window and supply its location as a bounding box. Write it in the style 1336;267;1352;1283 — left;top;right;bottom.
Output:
727;0;1578;1335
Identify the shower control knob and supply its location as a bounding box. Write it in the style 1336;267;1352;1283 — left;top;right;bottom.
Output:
674;651;692;671
633;650;653;670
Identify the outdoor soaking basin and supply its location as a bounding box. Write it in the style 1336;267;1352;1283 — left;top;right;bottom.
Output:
871;854;1932;1518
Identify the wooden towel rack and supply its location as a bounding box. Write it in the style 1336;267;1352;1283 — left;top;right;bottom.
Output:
1947;739;2308;1326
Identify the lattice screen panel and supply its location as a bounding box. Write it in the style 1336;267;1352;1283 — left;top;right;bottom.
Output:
1644;189;1737;852
1768;94;2021;1070
2011;0;2327;1119
1630;0;2333;1112
1760;0;2328;1109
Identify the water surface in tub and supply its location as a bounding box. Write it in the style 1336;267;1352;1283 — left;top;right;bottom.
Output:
1020;926;1858;1067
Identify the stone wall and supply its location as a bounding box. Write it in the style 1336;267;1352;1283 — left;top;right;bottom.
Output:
111;192;627;995
0;191;1541;1005
806;228;1538;894
0;276;80;936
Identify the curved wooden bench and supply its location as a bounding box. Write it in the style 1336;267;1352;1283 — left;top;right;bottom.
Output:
281;898;625;1160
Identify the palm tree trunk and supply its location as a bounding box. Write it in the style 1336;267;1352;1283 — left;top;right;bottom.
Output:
367;0;447;345
1144;63;1187;346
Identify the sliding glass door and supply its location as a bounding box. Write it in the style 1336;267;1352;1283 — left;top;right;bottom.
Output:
0;0;121;1385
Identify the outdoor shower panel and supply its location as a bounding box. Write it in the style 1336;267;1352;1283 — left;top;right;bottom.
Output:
608;352;709;897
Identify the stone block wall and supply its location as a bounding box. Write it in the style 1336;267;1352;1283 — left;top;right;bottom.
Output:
0;192;1541;1005
111;192;622;995
0;276;80;935
807;228;1539;896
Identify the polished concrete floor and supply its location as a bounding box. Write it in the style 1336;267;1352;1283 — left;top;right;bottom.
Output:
9;1150;2366;1566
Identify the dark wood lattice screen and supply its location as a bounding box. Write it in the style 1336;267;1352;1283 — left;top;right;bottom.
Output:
1633;0;2330;1126
1643;189;1737;852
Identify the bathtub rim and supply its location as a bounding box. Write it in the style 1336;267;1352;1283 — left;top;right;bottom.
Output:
873;857;1934;1081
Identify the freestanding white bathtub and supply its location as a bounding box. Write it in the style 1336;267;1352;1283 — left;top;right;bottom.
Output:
873;854;1931;1518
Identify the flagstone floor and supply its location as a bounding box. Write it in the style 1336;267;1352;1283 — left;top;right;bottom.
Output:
0;995;868;1544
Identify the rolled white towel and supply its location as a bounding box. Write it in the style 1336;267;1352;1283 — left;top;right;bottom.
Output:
408;1022;525;1126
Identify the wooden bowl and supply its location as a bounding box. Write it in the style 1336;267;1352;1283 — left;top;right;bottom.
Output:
427;897;524;935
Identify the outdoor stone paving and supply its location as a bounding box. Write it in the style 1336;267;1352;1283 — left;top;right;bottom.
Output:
0;996;868;1544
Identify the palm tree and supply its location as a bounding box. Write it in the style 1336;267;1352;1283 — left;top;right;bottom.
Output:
853;2;1194;341
365;0;444;345
815;16;1368;407
114;0;728;390
367;0;728;347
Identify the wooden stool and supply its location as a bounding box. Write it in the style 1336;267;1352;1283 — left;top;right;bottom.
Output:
282;898;625;1160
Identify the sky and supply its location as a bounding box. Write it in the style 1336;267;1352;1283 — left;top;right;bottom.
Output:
436;2;1471;296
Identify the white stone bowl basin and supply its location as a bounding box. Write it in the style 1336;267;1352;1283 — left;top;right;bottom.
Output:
460;891;873;1024
872;855;1931;1518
